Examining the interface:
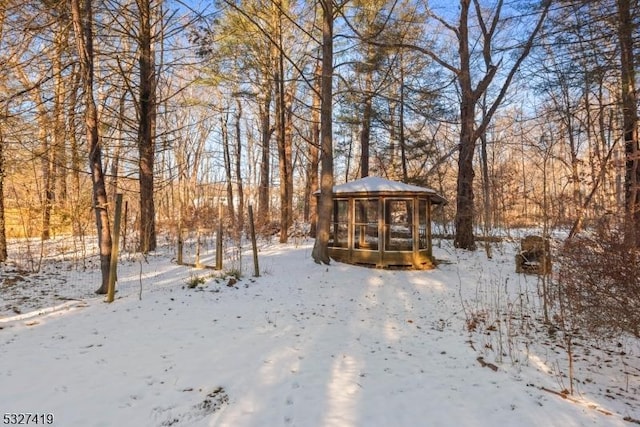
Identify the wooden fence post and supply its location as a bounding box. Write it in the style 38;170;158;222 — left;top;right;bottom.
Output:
177;227;183;265
249;205;259;277
216;203;223;270
195;229;203;268
122;200;128;253
106;193;123;303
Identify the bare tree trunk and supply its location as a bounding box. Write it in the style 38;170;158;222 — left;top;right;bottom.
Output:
519;124;528;223
258;89;272;229
453;0;482;250
221;112;236;225
68;70;83;237
617;0;640;246
567;121;582;214
188;118;209;211
307;60;321;238
453;0;549;249
40;120;53;241
312;0;334;265
0;124;7;262
274;13;292;243
53;19;68;204
360;70;372;178
235;99;245;236
399;62;408;182
109;95;124;204
344;131;354;180
284;86;294;231
40;22;68;241
455;95;477;250
596;89;614;211
137;0;157;253
70;0;112;294
479;118;492;258
15;66;54;241
0;11;7;262
387;101;397;178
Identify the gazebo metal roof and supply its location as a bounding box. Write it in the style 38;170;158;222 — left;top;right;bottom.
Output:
328;176;446;204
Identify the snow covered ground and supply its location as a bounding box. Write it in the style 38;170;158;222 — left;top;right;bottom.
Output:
0;236;638;426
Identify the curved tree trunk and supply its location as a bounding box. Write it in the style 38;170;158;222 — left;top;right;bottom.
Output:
70;0;112;294
452;0;549;250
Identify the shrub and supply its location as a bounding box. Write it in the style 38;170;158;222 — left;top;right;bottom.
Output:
186;274;207;289
558;228;640;338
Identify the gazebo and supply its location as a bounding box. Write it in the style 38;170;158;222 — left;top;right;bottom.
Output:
320;176;446;269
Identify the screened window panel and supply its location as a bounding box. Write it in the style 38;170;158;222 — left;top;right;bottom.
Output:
354;199;378;250
329;199;349;248
385;199;413;251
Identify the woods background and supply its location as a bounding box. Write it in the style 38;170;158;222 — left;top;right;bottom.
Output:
0;0;637;262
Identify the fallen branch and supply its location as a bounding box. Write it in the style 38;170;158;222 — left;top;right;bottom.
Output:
477;356;498;371
539;386;613;417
